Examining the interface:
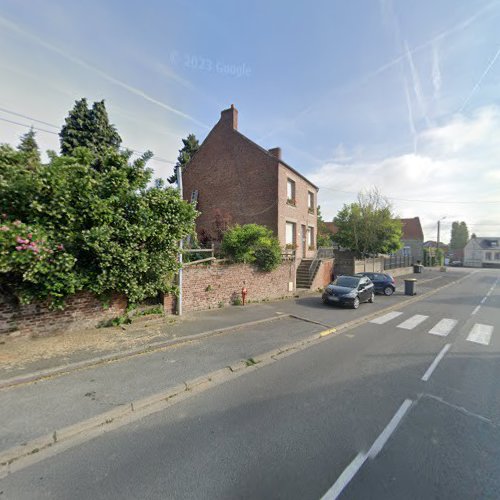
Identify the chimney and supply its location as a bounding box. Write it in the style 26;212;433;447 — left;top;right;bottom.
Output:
268;147;281;160
220;104;238;130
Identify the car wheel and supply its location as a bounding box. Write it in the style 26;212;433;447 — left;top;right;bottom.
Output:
352;297;360;309
322;297;328;305
383;286;394;296
368;292;375;303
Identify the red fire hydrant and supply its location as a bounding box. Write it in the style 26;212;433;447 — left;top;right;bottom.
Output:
241;287;247;306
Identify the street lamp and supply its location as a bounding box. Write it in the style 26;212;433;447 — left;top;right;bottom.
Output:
436;216;446;251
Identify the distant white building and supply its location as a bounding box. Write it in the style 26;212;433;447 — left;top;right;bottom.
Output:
463;236;500;268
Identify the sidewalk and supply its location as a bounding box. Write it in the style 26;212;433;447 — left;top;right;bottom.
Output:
0;268;470;460
0;268;463;383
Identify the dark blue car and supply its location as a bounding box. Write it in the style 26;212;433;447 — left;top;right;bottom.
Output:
356;272;396;295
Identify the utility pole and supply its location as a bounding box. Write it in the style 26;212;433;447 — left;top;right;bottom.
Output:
177;165;183;316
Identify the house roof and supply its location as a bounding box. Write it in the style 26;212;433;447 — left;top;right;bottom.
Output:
324;222;338;235
473;237;500;249
234;130;319;190
399;217;424;241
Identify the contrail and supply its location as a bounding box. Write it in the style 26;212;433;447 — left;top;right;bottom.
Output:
0;15;209;129
258;0;499;141
458;45;500;112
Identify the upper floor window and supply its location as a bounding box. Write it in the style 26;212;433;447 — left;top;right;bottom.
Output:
308;191;314;213
495;252;500;260
485;252;492;260
287;179;296;206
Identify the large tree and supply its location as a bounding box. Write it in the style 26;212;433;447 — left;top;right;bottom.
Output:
59;98;122;157
449;221;469;249
333;188;402;257
168;133;200;184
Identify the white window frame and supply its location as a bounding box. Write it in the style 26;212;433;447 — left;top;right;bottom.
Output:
308;191;314;211
307;226;314;247
287;179;296;204
285;222;296;245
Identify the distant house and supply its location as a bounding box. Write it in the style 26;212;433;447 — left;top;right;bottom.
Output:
424;240;449;254
396;217;424;263
464;236;500;268
182;105;319;259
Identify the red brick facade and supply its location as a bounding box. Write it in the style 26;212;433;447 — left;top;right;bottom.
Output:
182;105;318;257
0;292;127;338
167;261;297;313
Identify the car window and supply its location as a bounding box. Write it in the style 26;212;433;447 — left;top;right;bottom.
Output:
335;276;360;288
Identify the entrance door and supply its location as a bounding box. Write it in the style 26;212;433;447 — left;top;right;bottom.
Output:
301;225;306;258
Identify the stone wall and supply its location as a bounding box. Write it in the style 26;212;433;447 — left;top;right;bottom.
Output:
168;260;296;313
0;292;127;338
310;259;334;290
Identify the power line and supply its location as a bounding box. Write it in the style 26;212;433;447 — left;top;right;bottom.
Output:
0;114;176;165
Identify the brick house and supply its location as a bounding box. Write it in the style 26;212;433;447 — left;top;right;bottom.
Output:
182;105;319;259
396;217;424;263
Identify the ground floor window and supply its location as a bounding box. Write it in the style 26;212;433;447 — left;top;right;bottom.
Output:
285;222;296;246
307;226;314;248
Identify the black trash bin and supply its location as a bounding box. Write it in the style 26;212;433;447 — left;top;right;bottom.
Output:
404;278;417;295
413;264;422;273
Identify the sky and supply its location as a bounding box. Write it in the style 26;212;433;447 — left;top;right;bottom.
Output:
1;0;500;242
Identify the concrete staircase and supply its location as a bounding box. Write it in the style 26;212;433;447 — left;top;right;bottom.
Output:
296;259;321;289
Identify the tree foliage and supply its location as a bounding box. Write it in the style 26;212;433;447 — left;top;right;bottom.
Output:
0;144;197;307
17;127;40;169
333;188;402;257
221;224;281;271
168;133;200;184
59;98;122;157
449;221;469;249
316;205;333;247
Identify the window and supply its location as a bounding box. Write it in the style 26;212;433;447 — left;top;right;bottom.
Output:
285;222;296;246
495;252;500;260
308;191;314;213
485;252;492;260
287;179;296;205
307;226;314;248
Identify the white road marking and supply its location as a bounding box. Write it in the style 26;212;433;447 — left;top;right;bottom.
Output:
320;452;367;500
370;311;403;324
472;305;481;315
421;343;451;381
428;319;458;337
481;297;487;304
466;324;493;346
321;399;413;499
367;399;413;458
397;314;429;330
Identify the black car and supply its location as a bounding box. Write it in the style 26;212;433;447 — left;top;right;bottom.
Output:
355;272;396;296
322;275;375;309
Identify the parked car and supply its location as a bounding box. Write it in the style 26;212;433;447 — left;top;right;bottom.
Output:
322;275;375;309
355;272;396;296
449;260;462;267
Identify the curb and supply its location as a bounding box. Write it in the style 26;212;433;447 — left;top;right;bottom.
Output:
0;315;288;390
0;271;473;475
0;271;471;391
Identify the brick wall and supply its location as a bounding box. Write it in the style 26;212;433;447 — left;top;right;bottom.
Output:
310;259;334;290
0;292;127;338
170;260;296;312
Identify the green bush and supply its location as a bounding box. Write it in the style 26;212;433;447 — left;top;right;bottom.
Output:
0;145;197;307
221;224;281;271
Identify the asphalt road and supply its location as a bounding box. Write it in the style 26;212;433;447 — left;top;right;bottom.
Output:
1;268;498;499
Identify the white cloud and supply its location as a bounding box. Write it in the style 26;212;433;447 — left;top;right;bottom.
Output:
311;105;500;241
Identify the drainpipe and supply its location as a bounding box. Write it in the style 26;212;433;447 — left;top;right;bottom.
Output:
177;165;183;316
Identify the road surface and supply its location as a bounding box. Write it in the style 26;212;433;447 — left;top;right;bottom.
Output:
1;269;498;499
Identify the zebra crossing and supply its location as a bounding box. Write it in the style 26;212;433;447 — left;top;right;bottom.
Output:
370;311;495;346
